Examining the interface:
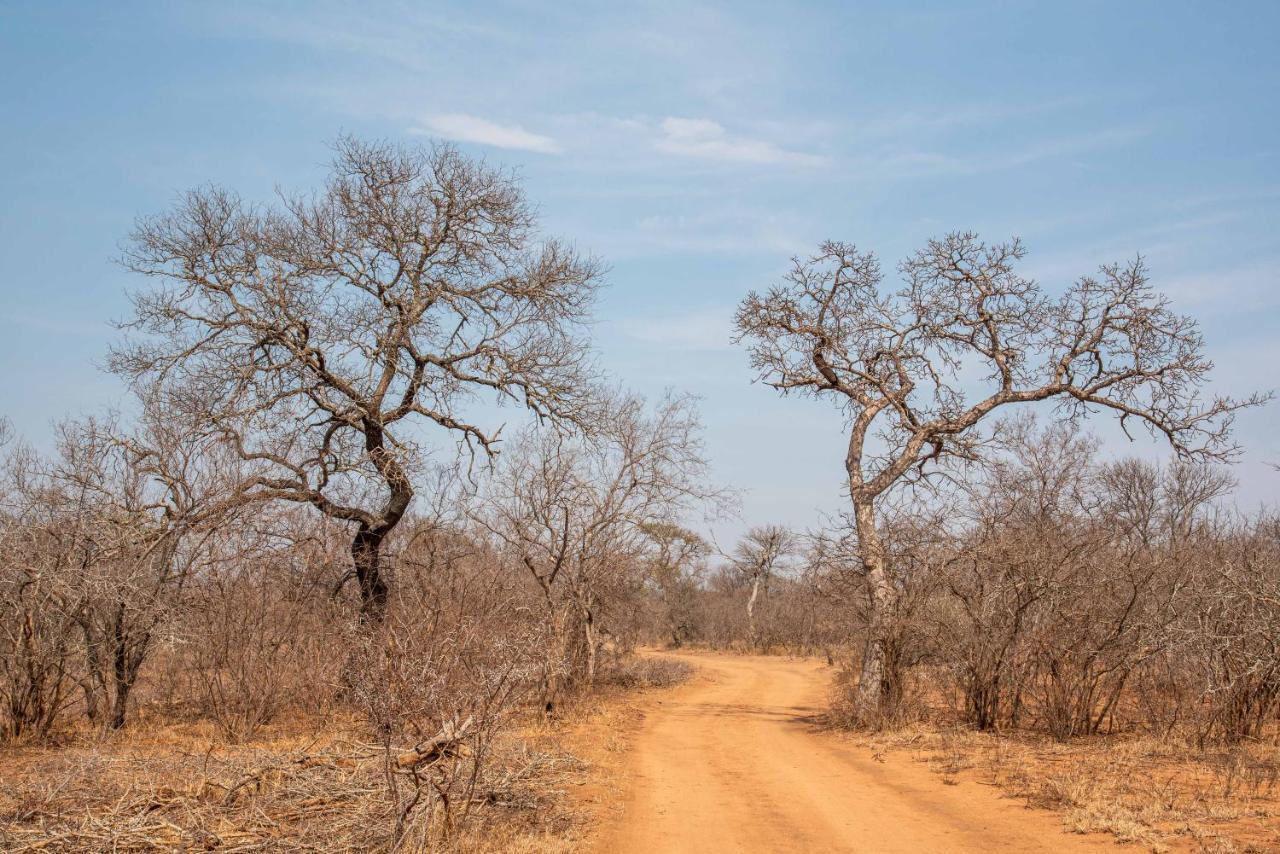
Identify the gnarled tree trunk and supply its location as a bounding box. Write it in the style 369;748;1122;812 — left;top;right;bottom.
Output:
351;525;391;623
349;425;413;623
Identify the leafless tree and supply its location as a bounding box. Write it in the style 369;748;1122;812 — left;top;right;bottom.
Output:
641;522;709;648
112;137;602;621
729;525;795;650
184;508;346;741
735;232;1267;721
0;426;80;740
35;407;235;730
1190;513;1280;744
938;418;1099;731
477;391;720;711
347;517;542;847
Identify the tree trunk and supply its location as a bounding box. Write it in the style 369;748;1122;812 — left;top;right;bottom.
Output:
108;602;150;730
110;604;130;729
109;678;131;730
853;498;899;723
966;667;1000;731
78;618;106;726
583;599;597;689
347;421;413;624
351;525;391;623
746;575;762;650
537;590;568;717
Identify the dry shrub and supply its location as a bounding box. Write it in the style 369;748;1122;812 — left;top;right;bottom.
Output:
185;563;344;742
345;538;544;848
0;443;79;743
594;654;693;690
0;526;610;852
157;520;353;742
0;560;77;743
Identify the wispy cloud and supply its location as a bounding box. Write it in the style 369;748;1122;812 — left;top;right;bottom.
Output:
411;114;561;154
1160;261;1279;313
212;4;510;76
618;306;737;351
655;117;824;167
623;208;811;256
853;125;1151;181
1000;126;1149;169
1017;212;1256;291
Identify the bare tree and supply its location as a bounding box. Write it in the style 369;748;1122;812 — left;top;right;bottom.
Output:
729;525;795;650
112;137;602;621
641;522;709;648
0;425;80;741
477;391;719;711
40;408;234;730
734;232;1267;721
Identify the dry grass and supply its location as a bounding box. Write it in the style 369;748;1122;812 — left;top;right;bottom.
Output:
0;717;579;852
0;655;689;853
850;725;1280;853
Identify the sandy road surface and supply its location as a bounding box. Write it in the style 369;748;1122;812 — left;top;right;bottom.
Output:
593;650;1114;854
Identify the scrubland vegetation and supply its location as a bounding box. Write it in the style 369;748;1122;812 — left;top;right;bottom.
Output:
821;424;1280;851
1;136;1276;852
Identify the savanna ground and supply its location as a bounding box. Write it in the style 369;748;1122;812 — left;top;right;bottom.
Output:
8;647;1274;853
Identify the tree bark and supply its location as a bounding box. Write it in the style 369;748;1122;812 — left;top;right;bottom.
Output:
347;422;413;623
853;497;898;722
583;598;597;689
108;602;151;730
351;524;391;623
78;619;106;726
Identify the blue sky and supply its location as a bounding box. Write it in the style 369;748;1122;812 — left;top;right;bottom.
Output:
2;0;1277;541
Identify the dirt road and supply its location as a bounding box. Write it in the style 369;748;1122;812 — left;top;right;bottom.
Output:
592;650;1114;853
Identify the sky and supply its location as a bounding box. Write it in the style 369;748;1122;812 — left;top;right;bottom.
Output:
2;0;1278;544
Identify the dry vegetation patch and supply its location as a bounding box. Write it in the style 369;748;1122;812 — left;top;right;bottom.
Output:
1;720;569;852
848;725;1280;853
0;656;690;853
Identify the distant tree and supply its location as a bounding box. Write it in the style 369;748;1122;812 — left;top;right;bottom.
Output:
642;521;709;648
113;137;602;621
477;391;717;711
729;525;794;650
734;232;1267;722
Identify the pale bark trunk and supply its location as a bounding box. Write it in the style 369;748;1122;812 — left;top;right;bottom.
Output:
746;576;762;649
853;497;898;721
541;599;568;716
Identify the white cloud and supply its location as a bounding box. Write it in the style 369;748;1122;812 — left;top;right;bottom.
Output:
411;114;561;154
655;117;823;167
